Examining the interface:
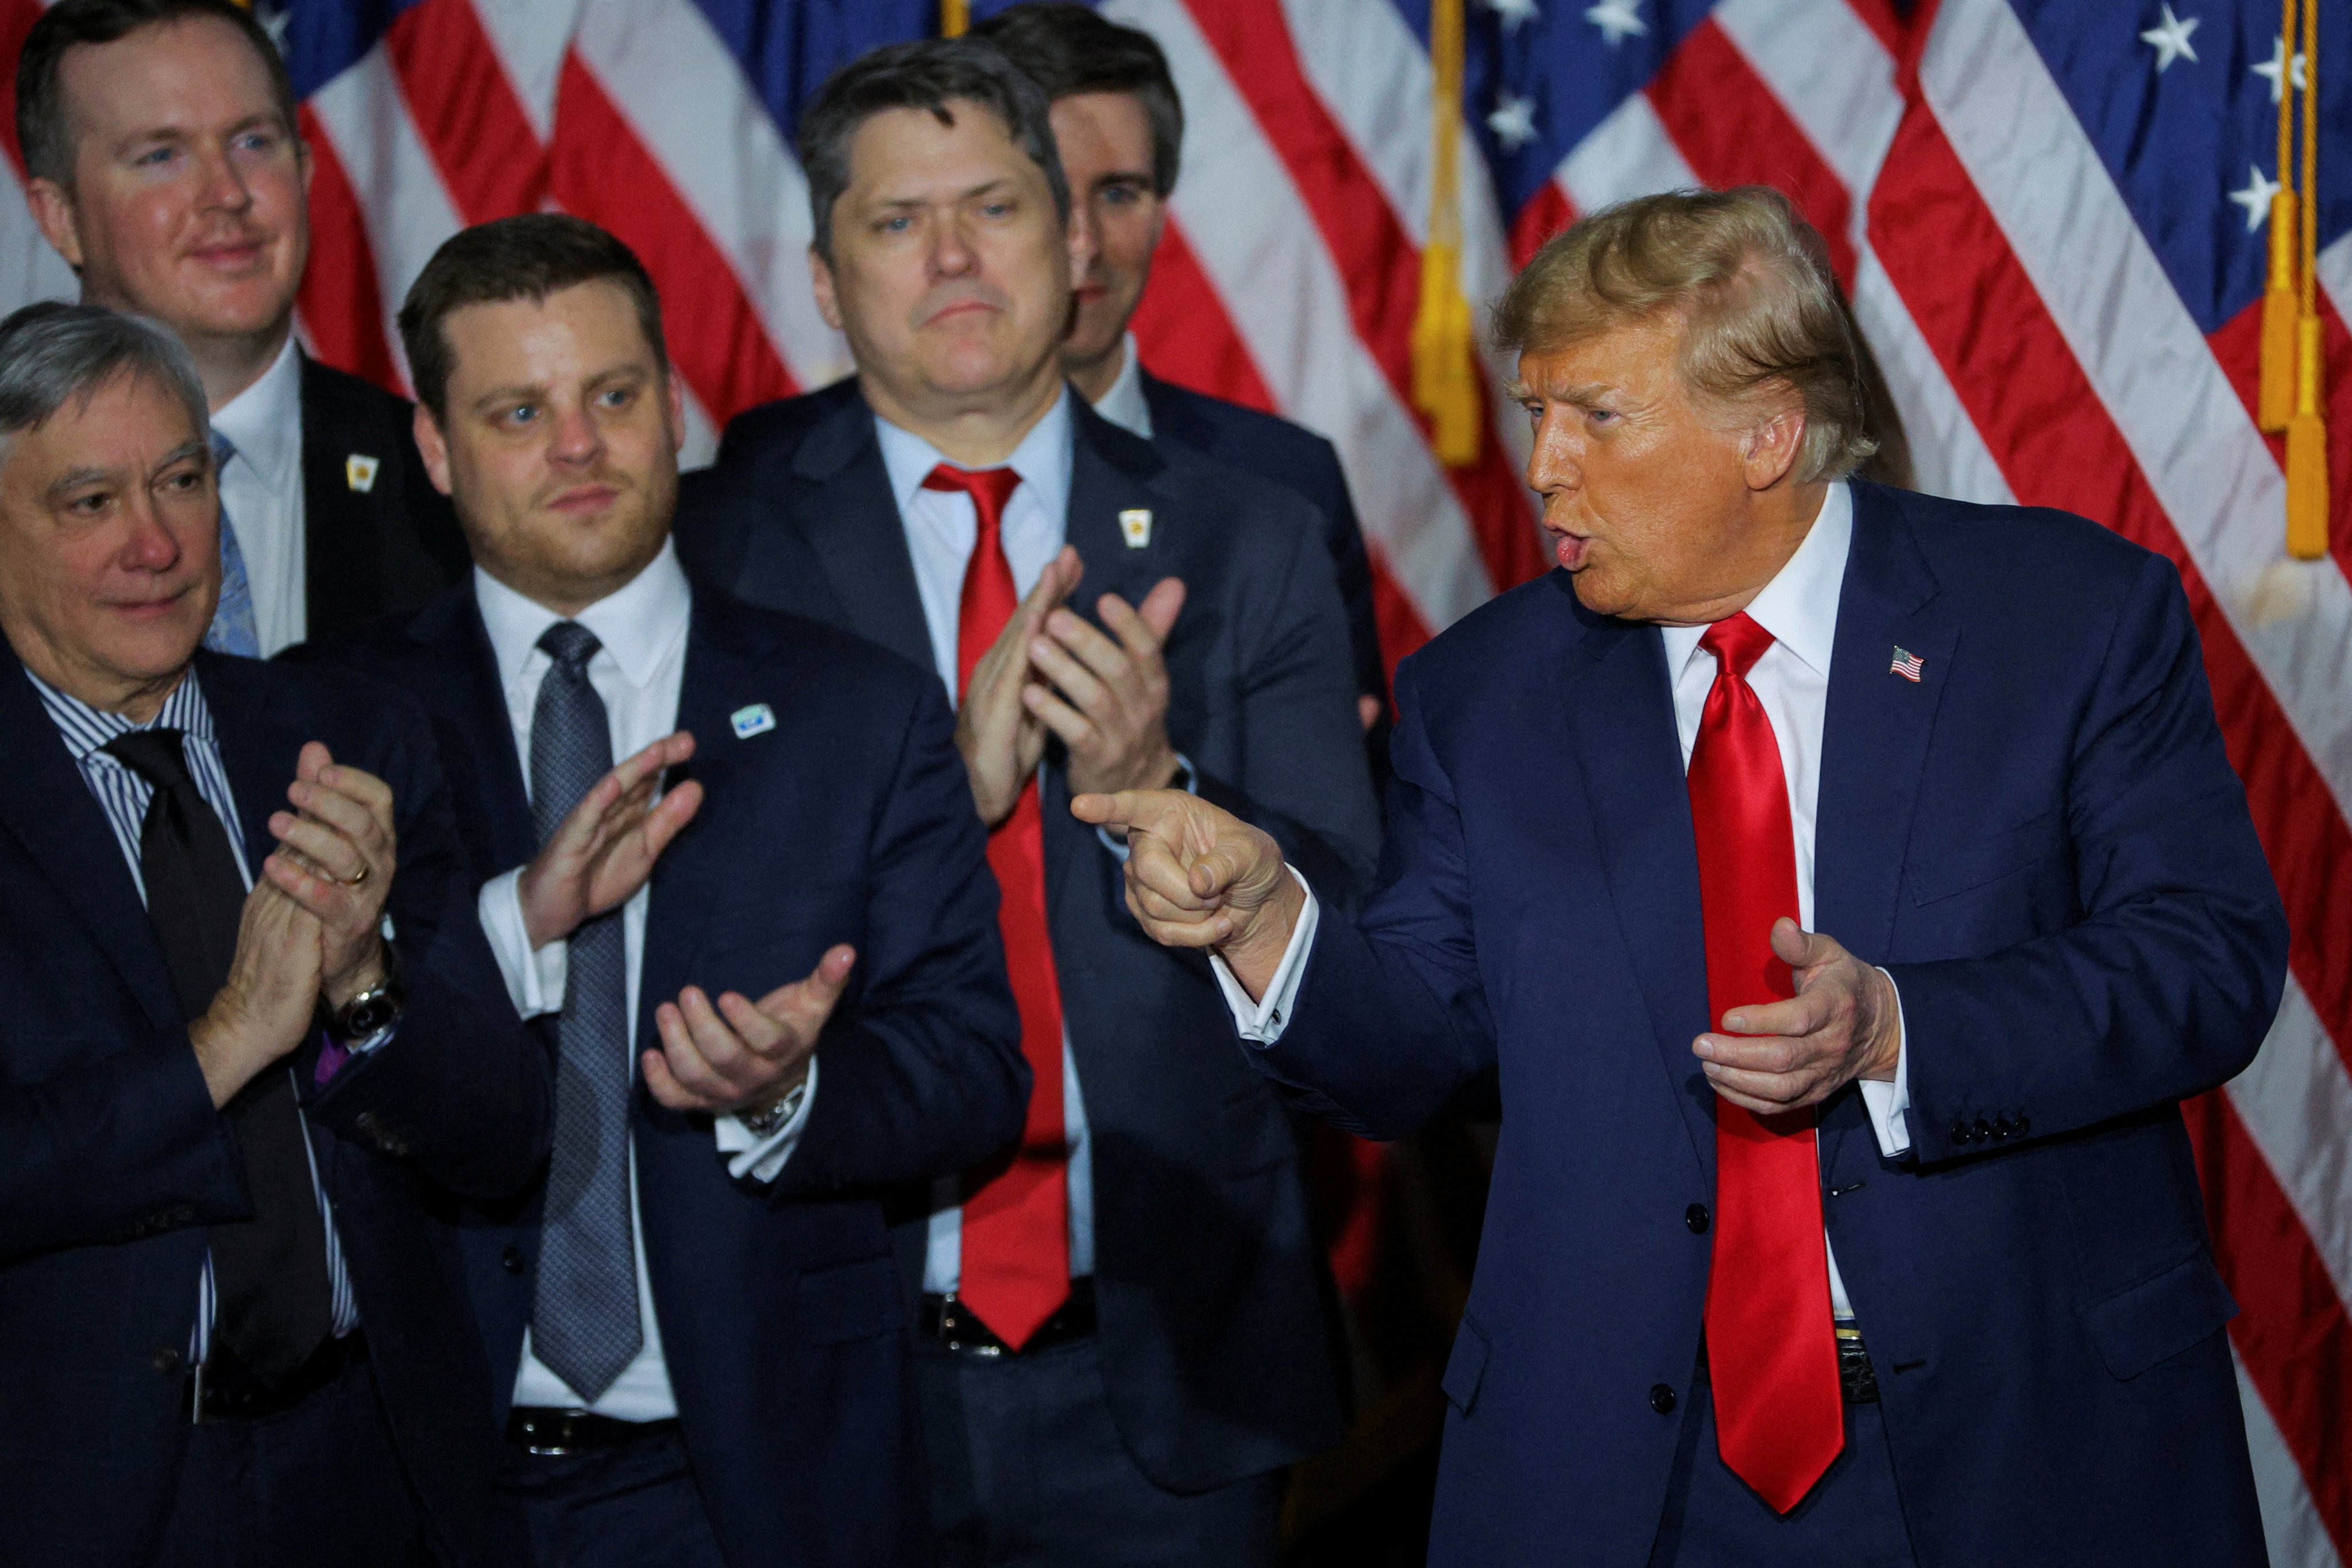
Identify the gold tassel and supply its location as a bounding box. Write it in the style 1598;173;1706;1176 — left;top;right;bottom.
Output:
2287;316;2330;559
2258;193;2298;432
2284;0;2328;559
1411;0;1482;466
2261;0;2301;432
941;0;968;37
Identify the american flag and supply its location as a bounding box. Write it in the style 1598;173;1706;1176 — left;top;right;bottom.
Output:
0;0;2339;1557
1890;644;1924;681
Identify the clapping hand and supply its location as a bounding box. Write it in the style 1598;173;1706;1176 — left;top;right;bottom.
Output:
263;741;395;1008
1025;579;1186;802
957;547;1083;826
643;945;858;1118
517;732;702;949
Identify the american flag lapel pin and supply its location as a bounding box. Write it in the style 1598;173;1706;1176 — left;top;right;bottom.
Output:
1890;645;1924;682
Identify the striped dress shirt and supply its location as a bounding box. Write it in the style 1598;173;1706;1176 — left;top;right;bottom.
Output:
26;666;360;1362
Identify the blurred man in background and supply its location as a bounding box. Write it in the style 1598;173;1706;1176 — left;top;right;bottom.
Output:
682;37;1377;1566
16;0;466;655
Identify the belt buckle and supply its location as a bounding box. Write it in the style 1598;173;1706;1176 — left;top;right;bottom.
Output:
934;1295;1007;1358
513;1409;584;1457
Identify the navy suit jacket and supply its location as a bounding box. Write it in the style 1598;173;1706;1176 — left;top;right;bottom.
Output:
312;579;1026;1567
1250;483;2288;1565
0;644;549;1568
1140;371;1385;709
681;383;1380;1490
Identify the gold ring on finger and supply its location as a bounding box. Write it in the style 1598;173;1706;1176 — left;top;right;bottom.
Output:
338;863;370;888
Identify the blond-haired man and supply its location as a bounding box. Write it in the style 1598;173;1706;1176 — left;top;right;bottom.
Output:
1083;187;2285;1565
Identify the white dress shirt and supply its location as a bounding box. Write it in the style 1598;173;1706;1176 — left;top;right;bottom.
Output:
470;540;814;1420
209;335;307;656
1218;483;1910;1320
871;393;1104;1292
1088;333;1154;441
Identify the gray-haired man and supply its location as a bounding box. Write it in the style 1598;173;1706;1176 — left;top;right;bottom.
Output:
0;300;549;1567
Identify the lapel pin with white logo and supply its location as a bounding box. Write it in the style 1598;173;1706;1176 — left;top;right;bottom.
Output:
1119;508;1152;549
730;703;777;740
345;454;380;493
1890;646;1924;682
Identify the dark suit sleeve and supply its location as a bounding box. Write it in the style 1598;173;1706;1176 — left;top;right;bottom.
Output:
1240;655;1498;1139
0;1031;246;1264
1302;439;1387;707
302;692;553;1202
766;673;1028;1194
1189;498;1382;913
1886;554;2288;1162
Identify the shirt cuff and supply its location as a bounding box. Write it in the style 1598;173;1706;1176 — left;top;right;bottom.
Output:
714;1058;819;1184
478;869;567;1019
1856;967;1911;1158
1096;753;1200;862
1210;867;1318;1045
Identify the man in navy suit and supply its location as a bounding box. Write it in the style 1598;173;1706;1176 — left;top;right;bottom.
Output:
679;39;1377;1565
1083;188;2288;1565
310;213;1027;1568
0;302;547;1566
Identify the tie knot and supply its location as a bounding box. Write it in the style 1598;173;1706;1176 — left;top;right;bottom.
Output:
538;620;602;672
1700;611;1775;682
104;727;195;792
922;463;1022;530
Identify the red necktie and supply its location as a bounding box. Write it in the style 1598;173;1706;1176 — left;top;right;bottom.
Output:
923;463;1071;1349
1686;612;1843;1513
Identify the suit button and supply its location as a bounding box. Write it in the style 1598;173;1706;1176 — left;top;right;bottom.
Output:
1650;1384;1677;1414
1950;1117;1972;1145
501;1246;526;1275
1992;1115;2014;1140
2014;1111;2030;1134
1973;1117;1995;1143
1685;1204;1710;1234
152;1346;182;1374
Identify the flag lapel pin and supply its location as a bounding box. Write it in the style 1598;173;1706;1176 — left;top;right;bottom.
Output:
730;703;777;740
1890;646;1924;682
345;453;380;493
1119;508;1152;548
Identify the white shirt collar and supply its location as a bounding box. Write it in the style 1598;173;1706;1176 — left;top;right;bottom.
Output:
473;536;693;694
1088;334;1153;441
874;385;1075;528
1659;481;1853;679
208;333;303;490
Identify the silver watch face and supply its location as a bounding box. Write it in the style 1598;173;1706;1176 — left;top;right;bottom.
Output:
338;987;400;1041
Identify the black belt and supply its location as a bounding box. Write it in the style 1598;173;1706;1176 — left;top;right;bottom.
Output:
920;1277;1097;1357
1697;1321;1880;1406
186;1330;365;1425
507;1406;682;1457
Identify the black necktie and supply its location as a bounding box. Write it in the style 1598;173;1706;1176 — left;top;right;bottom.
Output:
105;728;331;1384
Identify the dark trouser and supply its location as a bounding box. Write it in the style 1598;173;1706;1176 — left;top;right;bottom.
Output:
914;1335;1284;1567
153;1350;429;1568
1648;1372;1919;1568
494;1424;729;1568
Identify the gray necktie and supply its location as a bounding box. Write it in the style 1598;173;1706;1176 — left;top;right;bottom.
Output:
203;432;261;658
526;620;642;1401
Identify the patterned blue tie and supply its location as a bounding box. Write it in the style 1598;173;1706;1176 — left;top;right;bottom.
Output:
526;620;643;1401
203;431;261;658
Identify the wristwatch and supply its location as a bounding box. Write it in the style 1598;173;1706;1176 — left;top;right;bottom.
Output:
328;945;405;1046
739;1078;809;1138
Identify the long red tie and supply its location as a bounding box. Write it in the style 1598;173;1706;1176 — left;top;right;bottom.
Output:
1687;612;1843;1513
924;463;1071;1350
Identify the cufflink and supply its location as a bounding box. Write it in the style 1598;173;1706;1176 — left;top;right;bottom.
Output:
345;454;380;492
1119;508;1152;548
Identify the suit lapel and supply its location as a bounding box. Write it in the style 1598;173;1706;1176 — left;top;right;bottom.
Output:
198;653;299;876
1559;598;1716;1176
787;397;935;675
1812;486;1955;961
638;597;765;1050
1813;485;1955;1171
298;353;382;628
0;651;183;1029
407;586;538;873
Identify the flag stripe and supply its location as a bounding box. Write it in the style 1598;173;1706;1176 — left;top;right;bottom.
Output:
381;0;549;224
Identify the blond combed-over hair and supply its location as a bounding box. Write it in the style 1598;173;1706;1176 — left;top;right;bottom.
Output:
1493;187;1877;484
